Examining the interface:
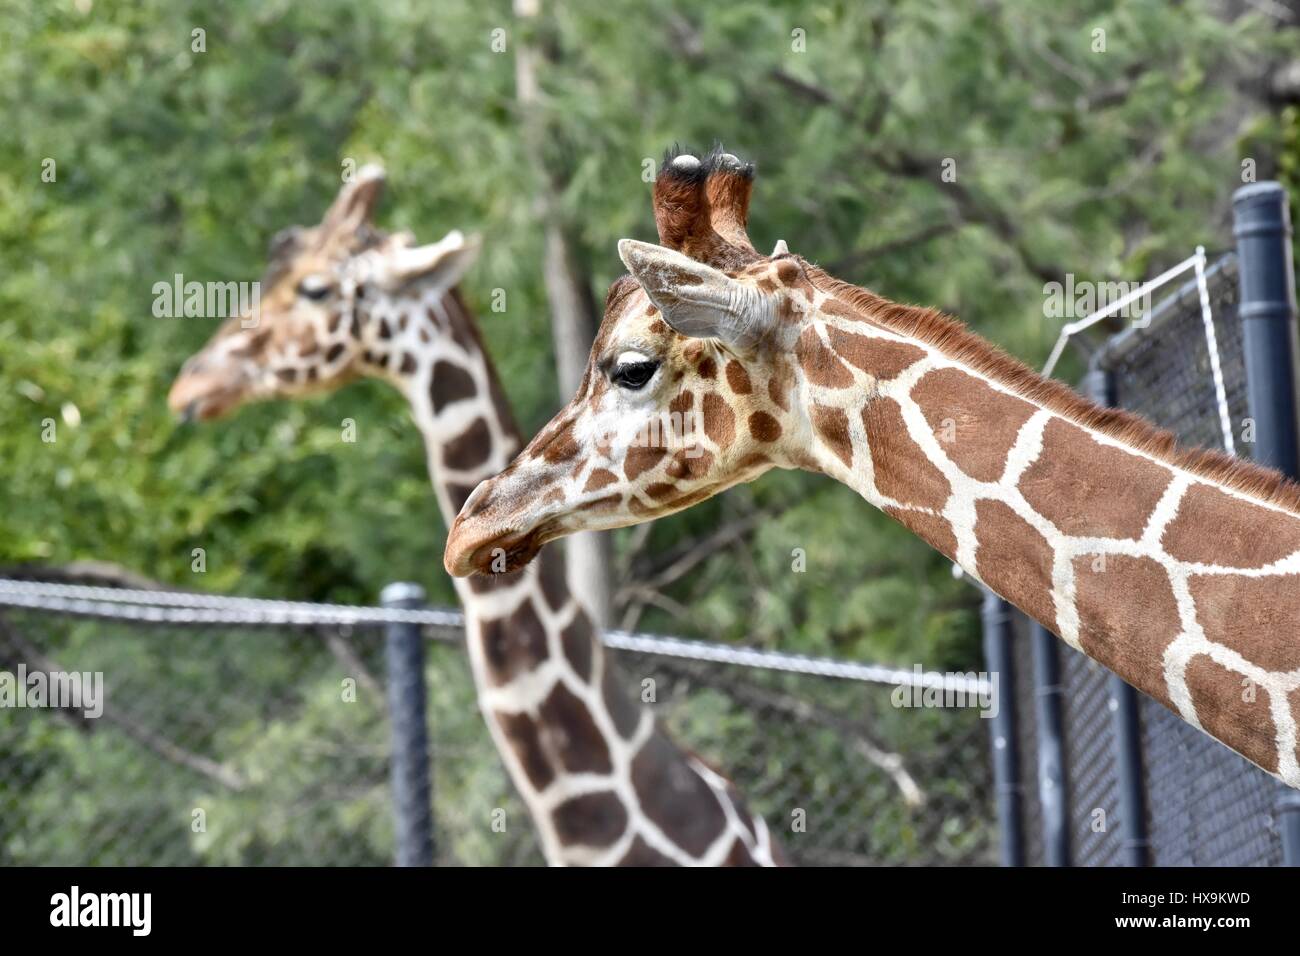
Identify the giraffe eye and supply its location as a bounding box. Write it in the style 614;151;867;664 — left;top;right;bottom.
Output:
610;359;660;390
297;276;332;301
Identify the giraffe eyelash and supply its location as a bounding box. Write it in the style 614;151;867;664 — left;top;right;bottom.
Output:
609;358;660;390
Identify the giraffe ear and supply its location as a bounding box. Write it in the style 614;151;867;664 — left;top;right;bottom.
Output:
377;231;481;291
617;239;775;352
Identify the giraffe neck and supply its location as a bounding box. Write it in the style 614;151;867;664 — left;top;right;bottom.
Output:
358;285;778;865
798;283;1300;787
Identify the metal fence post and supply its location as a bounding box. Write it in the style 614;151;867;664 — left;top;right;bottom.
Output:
1029;621;1069;865
381;581;434;867
1233;181;1300;867
1108;675;1149;866
982;588;1024;866
1085;364;1150;866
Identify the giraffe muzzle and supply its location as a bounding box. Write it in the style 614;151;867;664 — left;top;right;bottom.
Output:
444;521;548;578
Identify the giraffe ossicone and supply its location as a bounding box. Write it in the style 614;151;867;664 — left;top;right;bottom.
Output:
445;145;1300;790
169;163;783;865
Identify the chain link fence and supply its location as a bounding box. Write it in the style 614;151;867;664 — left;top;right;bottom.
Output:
1000;210;1298;866
0;572;997;867
1089;251;1285;866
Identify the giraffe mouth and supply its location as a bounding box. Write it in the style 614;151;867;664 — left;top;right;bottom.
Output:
446;521;555;578
168;371;245;423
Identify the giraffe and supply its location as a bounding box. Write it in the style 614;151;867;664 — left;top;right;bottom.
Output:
444;145;1300;791
167;164;781;866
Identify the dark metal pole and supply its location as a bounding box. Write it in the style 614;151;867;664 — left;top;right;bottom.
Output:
1108;675;1149;866
382;581;434;867
1282;792;1300;865
1234;182;1300;475
982;588;1024;866
1029;621;1069;865
1085;365;1150;866
1233;182;1300;867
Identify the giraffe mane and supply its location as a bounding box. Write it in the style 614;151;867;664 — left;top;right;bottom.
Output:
800;258;1300;518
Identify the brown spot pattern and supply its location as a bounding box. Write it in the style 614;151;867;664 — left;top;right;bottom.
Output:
631;735;727;857
481;599;548;686
974;500;1058;632
655;485;717;514
827;327;926;380
431;360;476;413
1162;482;1300;568
774;259;804;288
537;683;612;774
584;468;619;492
748;411;782;443
537;546;568;612
725;361;752;395
534;419;579;464
576;492;622;514
864;398;950;511
796;326;854;388
667;447;713;480
602;665;643;738
494;711;555;790
560;613;595;683
767;366;792;412
1020;418;1171;539
810;404;853;468
1073;554;1181;710
701;392;735;447
442;417;491;471
1184;655;1278;774
1188;574;1300;672
553;791;628;847
912;368;1037;482
624;443;668;481
645;482;677;500
885;507;958;559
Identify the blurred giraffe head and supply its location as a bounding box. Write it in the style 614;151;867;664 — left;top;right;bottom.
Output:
445;147;830;576
167;164;479;421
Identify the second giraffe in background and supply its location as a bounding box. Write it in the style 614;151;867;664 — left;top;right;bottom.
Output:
168;165;782;866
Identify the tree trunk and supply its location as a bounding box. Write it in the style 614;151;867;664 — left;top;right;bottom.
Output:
514;0;611;626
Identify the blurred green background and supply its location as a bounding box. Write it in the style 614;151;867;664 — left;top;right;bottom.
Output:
1;0;1298;863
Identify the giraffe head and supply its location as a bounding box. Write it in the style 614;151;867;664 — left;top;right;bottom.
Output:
446;147;833;576
168;164;480;421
